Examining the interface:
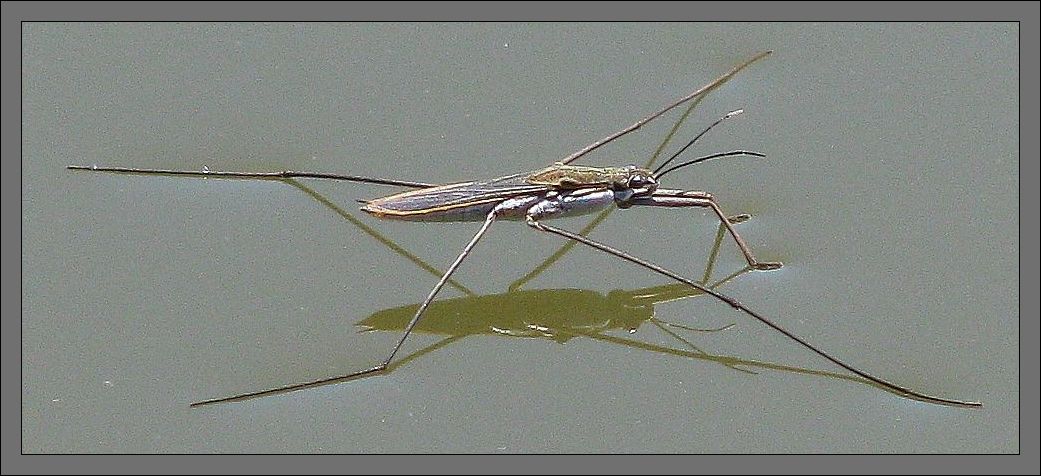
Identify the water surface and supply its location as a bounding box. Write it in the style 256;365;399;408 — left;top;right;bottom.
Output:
23;22;1017;453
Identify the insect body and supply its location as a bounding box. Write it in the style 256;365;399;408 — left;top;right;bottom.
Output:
360;163;661;223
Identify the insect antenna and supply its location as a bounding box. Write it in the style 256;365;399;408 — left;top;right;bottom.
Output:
652;109;746;177
653;150;766;181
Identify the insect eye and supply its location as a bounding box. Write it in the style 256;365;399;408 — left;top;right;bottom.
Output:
628;175;654;188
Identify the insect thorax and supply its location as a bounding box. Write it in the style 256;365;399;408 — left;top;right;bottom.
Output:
526;163;644;189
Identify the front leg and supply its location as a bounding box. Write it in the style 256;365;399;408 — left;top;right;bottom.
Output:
628;189;782;271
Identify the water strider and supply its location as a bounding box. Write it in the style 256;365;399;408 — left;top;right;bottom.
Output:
188;176;913;398
68;51;981;408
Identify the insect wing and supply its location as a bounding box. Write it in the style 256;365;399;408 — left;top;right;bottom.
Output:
361;172;549;216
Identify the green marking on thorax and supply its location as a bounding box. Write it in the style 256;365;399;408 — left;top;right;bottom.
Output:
525;163;633;189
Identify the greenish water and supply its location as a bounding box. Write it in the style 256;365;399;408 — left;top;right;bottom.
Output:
24;23;1017;453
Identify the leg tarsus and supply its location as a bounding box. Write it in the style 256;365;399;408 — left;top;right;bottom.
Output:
727;213;751;224
702;199;782;271
754;261;783;271
190;362;390;407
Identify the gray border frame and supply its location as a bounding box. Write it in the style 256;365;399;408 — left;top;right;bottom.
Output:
5;0;1036;472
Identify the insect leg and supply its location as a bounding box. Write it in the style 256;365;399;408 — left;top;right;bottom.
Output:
629;190;782;271
524;216;981;408
191;205;503;407
67;164;435;188
559;51;772;165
